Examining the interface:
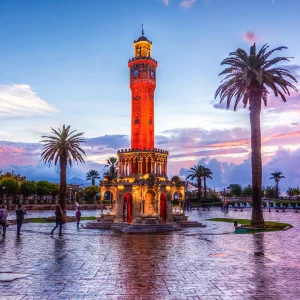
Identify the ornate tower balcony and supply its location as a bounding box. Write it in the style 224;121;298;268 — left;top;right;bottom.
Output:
117;148;168;181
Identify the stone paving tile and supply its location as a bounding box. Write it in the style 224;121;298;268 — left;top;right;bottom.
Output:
1;210;300;299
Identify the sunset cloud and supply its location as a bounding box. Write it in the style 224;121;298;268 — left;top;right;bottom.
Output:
169;147;248;158
178;147;300;190
180;0;196;8
160;0;169;5
243;31;259;43
0;125;299;189
0;84;58;119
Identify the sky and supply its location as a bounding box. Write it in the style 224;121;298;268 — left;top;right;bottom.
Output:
0;0;300;191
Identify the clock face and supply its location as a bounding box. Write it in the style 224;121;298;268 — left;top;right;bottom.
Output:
150;70;155;78
133;69;139;77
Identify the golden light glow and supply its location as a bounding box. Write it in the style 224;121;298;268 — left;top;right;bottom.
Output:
134;41;152;57
119;177;135;183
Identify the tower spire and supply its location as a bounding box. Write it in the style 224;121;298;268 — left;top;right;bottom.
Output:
142;24;144;36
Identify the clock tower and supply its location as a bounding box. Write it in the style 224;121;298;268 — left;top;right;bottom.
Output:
98;28;187;226
128;27;158;149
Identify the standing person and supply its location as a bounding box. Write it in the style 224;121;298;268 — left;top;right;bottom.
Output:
76;208;81;227
51;205;63;236
0;205;8;237
16;204;26;236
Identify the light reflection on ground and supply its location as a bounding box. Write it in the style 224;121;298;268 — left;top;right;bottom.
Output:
0;208;299;299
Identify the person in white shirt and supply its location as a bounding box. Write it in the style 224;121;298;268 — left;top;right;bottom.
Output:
0;205;8;237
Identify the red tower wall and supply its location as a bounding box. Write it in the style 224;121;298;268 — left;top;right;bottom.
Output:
128;58;158;149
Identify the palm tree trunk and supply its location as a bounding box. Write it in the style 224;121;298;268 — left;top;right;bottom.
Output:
204;177;207;198
60;154;67;215
249;91;265;228
197;178;202;202
276;181;279;199
92;178;95;186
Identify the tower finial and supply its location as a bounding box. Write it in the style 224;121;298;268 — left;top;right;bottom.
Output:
142;24;144;36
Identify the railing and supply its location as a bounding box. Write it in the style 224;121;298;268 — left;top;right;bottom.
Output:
128;56;157;64
117;148;168;155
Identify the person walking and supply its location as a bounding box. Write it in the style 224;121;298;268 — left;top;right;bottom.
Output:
76;208;81;227
51;205;63;236
0;205;8;237
16;204;26;236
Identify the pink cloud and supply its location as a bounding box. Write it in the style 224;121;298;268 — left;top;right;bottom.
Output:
161;0;169;5
243;31;259;43
1;128;299;190
176;147;300;190
0;145;37;167
180;0;196;8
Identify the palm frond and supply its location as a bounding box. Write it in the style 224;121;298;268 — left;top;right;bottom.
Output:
40;125;86;167
215;43;298;110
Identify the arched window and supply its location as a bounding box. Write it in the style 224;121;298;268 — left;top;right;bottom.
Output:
173;192;179;201
135;117;140;124
149;117;152;125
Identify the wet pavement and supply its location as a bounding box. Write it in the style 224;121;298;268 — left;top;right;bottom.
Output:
0;208;300;299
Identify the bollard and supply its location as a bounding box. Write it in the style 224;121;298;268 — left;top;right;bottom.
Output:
234;220;238;227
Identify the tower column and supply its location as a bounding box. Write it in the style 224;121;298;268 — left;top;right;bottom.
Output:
129;158;133;175
140;200;145;214
129;32;157;150
138;160;143;174
120;162;124;176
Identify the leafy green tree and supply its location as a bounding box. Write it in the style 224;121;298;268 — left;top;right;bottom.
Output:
265;186;276;198
287;187;300;196
86;170;100;186
0;178;20;196
0;171;26;181
20;180;37;197
215;44;297;228
41;125;86;214
104;157;118;182
186;165;206;201
242;184;252;197
292;187;300;196
85;186;99;203
229;184;242;196
203;167;213;198
49;183;60;197
269;171;285;199
171;176;181;185
37;180;52;196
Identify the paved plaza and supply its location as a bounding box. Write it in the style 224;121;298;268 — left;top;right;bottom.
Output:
0;209;300;300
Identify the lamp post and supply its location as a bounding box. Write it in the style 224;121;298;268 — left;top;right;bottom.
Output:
223;188;227;212
69;187;72;203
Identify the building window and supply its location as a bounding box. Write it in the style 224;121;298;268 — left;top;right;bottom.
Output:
149;118;152;125
135;118;140;124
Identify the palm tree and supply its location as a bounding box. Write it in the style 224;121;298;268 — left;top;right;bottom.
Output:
269;171;285;199
203;167;213;198
86;170;100;186
41;125;86;214
104;157;118;182
186;165;205;201
215;43;297;228
286;187;293;197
